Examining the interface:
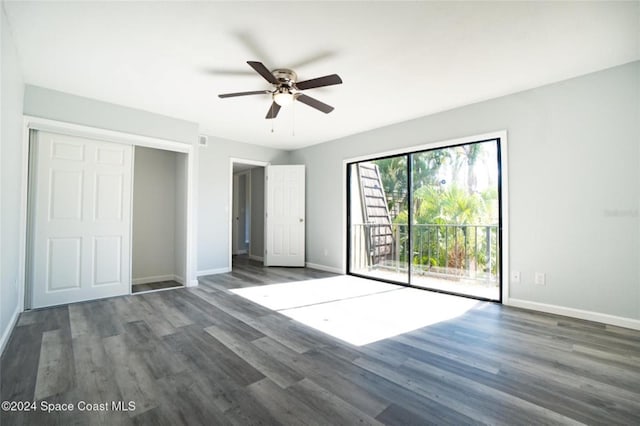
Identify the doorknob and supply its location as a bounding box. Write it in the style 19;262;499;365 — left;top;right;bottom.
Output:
299;218;304;223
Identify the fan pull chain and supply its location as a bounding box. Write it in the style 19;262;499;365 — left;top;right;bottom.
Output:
270;103;274;133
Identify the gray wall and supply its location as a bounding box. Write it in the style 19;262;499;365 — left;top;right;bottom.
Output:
197;136;289;274
1;8;26;351
250;167;265;259
24;85;199;145
290;61;640;321
132;147;178;282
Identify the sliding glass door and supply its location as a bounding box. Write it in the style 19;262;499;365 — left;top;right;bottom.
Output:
347;139;501;301
348;159;409;284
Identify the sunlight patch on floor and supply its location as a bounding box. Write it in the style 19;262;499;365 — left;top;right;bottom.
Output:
231;275;479;346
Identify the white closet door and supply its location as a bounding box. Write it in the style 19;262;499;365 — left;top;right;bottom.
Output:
265;165;305;267
31;131;132;308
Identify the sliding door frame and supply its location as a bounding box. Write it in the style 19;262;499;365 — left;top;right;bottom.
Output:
345;131;508;303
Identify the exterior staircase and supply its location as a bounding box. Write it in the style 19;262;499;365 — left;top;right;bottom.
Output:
356;162;394;265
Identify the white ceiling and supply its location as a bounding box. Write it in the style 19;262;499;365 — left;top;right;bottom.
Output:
4;1;639;150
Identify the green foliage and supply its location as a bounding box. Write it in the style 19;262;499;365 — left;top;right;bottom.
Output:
375;157;407;213
371;142;499;279
414;184;495;225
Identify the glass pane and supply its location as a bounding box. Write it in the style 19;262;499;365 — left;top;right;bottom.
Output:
410;141;500;300
348;158;409;284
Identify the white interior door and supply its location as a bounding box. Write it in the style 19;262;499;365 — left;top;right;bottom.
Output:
30;131;132;308
265;165;305;267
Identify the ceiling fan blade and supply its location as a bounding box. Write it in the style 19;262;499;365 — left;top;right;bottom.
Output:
218;90;270;99
247;61;279;84
295;74;342;90
296;94;334;114
265;102;281;119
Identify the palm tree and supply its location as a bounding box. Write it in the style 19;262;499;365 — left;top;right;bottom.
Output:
462;144;481;193
375;157;407;217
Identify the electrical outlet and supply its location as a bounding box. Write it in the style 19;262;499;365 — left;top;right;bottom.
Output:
511;271;521;283
323;248;329;256
535;272;546;286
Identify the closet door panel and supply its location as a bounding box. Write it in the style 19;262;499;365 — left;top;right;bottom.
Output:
31;131;132;308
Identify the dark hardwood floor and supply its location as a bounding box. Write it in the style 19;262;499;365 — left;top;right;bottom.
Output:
2;257;640;425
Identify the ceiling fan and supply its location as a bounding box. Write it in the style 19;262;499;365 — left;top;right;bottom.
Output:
218;61;342;119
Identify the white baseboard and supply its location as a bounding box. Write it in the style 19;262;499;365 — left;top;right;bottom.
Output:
249;254;264;262
1;306;21;356
197;267;231;277
305;262;343;274
132;274;177;285
187;279;199;288
233;250;247;255
506;298;640;331
173;275;185;285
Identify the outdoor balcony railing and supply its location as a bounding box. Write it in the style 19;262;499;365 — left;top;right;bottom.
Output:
350;223;499;282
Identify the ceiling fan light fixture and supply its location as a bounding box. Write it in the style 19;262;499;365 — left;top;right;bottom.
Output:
218;61;341;119
273;89;294;106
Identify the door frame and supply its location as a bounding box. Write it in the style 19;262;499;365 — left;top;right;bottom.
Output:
342;130;509;303
228;158;269;270
18;115;197;311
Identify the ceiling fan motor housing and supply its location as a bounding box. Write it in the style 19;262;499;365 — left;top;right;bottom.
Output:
272;69;297;88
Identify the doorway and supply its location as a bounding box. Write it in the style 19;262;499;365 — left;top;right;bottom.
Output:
131;146;187;293
230;160;268;269
347;138;503;302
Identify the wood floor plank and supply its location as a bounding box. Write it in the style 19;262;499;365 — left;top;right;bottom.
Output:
0;324;42;401
72;334;124;405
161;290;220;328
140;372;231;425
222;389;284;426
34;329;75;400
161;333;248;413
102;334;160;416
0;324;43;426
180;289;265;339
2;256;640;425
121;321;188;380
15;310;40;327
180;325;265;386
251;336;391;418
133;297;179;338
68;303;92;339
246;378;326;426
303;347;482;424
376;403;454;426
288;378;384;426
110;296;143;325
85;300;125;338
192;290;317;353
402;356;590;425
204;324;303;388
139;292;193;328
